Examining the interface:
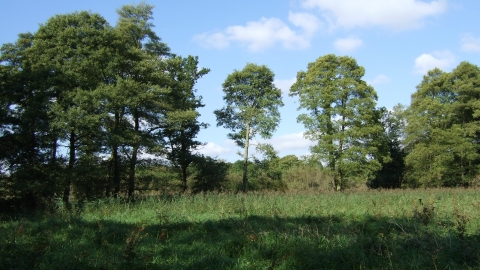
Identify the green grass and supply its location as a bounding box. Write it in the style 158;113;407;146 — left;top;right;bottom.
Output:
1;188;480;269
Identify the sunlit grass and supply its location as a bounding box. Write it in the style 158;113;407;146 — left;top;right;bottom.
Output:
1;188;479;269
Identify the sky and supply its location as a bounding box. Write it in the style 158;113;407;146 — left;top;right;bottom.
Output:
2;0;480;162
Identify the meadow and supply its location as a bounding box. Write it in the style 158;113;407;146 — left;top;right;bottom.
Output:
1;188;479;269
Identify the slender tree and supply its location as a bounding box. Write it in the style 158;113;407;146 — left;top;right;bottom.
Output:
215;63;283;192
113;3;170;199
290;54;385;190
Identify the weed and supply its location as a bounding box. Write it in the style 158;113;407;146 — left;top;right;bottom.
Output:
452;201;470;238
234;196;249;218
414;199;435;225
123;225;145;266
156;212;169;224
95;219;104;247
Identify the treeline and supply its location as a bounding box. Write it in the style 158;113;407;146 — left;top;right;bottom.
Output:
1;3;480;209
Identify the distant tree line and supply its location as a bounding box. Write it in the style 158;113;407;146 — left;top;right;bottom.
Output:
1;3;480;210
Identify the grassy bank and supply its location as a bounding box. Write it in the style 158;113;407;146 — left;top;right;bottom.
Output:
1;188;479;269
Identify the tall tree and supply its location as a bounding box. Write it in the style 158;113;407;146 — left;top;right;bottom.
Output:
405;63;480;187
290;54;385;190
0;33;60;205
160;55;209;192
113;3;170;199
32;11;113;206
215;63;283;192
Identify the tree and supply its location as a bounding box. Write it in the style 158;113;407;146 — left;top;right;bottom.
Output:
368;105;406;189
290;54;385;190
215;63;283;192
253;144;287;191
405;63;480;187
160;55;209;192
1;3;212;204
111;3;171;199
32;11;113;206
0;33;61;207
190;155;228;193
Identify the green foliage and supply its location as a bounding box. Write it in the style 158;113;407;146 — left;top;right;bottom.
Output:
215;63;283;192
190;155;229;193
290;54;385;190
3;1;480;212
113;3;172;199
31;10;115;206
0;3;212;204
160;55;210;192
283;162;333;191
224;152;333;192
368;105;407;189
0;31;63;205
405;62;480;187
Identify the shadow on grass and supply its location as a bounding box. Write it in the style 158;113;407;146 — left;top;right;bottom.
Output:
1;212;479;269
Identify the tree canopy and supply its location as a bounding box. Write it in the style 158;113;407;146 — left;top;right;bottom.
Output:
0;3;210;205
405;62;480;187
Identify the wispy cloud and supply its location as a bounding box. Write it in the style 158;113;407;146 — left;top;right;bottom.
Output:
367;75;390;85
301;0;447;30
333;37;363;52
461;33;480;52
255;132;315;154
193;12;321;51
288;11;322;35
274;77;297;95
414;50;455;74
195;142;232;156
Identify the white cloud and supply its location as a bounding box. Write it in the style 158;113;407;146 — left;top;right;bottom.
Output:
301;0;447;30
288;11;322;35
193;13;321;51
195;142;232;156
414;50;455;74
193;32;229;49
367;75;390;85
257;132;315;153
461;34;480;52
274;77;297;95
334;37;363;52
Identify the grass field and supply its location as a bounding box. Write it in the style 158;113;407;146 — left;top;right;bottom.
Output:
1;188;479;269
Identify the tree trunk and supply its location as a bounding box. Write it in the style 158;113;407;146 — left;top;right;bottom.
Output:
111;111;121;198
327;112;337;191
63;131;75;208
336;104;346;191
128;144;138;200
84;140;95;201
105;154;112;198
51;138;57;164
128;109;139;200
180;165;188;193
180;137;189;193
242;123;250;193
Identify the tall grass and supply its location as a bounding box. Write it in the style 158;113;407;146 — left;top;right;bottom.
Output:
1;188;479;269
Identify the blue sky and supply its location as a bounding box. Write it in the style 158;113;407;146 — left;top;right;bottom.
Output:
2;0;480;162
